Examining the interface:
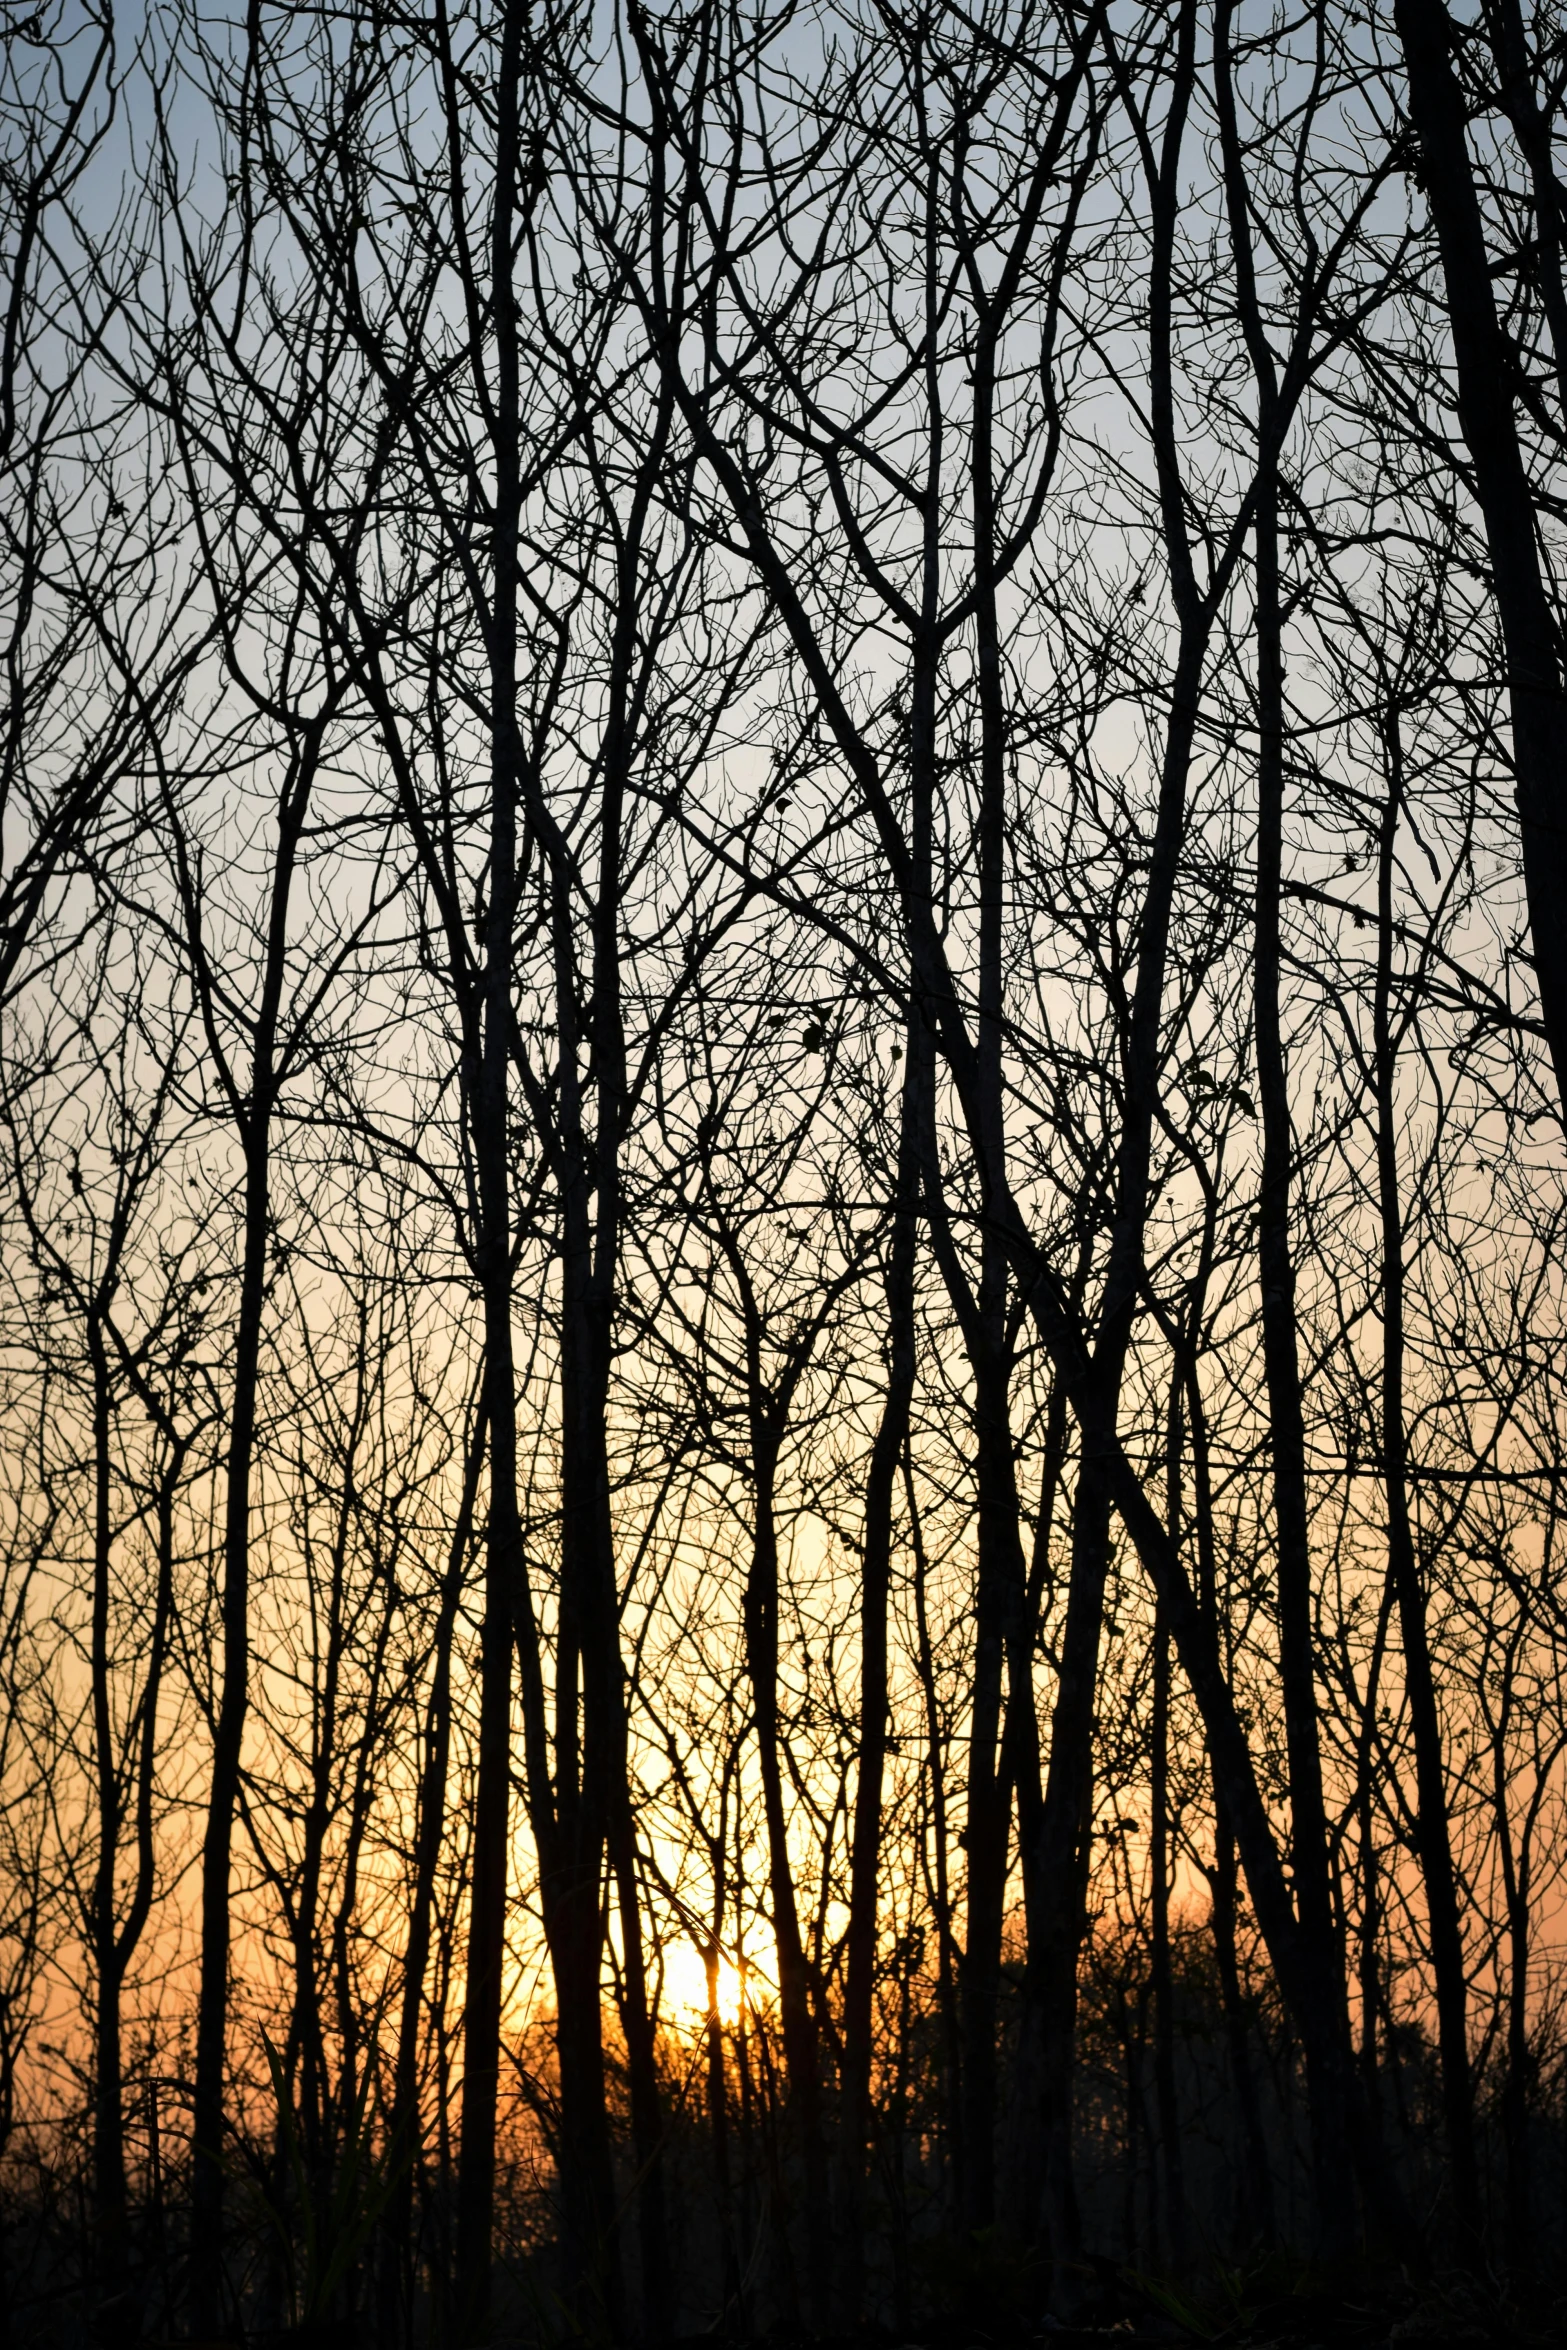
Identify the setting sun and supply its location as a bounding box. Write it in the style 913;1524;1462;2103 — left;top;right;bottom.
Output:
659;1942;745;2028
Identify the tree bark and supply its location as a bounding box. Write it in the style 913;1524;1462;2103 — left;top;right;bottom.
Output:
383;1387;487;2345
1372;737;1479;2239
453;12;529;2324
87;1312;127;2290
1212;0;1360;2247
1188;1363;1276;2245
907;1453;965;2217
838;1035;920;2318
743;1421;831;2326
1149;1602;1187;2268
186;712;319;2333
1394;0;1567;1110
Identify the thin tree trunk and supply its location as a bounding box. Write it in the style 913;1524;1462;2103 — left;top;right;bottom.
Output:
1149;1602;1186;2268
706;1916;740;2325
187;707;318;2330
384;1387;486;2345
943;81;1076;2234
907;1453;964;2217
1372;735;1479;2239
956;1349;1019;2239
1354;1563;1398;2211
996;1329;1074;2251
1495;1710;1533;2278
455;1320;524;2341
743;1429;831;2325
86;1331;178;2308
451;0;568;2326
1254;466;1355;2256
1188;1361;1275;2245
88;1314;127;2289
1211;1804;1274;2247
1213;0;1358;2247
189;1124;273;2329
570;380;678;2335
839;1038;920;2318
554;1102;627;2337
1005;12;1233;2261
281;1339;370;2186
453;12;527;2321
1482;0;1567;411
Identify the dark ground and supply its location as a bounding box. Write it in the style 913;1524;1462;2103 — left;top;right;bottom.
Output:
146;2266;1567;2350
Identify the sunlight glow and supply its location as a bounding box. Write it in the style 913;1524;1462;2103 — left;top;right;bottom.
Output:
660;1941;745;2028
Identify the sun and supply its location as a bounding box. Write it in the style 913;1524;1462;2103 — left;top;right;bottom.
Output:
660;1940;745;2028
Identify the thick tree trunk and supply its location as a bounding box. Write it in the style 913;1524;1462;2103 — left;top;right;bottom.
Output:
1394;0;1567;1110
1211;1803;1275;2245
1483;0;1567;407
1354;1564;1397;2225
541;1830;621;2335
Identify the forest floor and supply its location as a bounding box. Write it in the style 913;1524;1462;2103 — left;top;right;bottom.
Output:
156;2280;1567;2350
643;2277;1567;2350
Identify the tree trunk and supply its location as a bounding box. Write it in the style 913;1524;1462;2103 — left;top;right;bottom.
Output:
1150;1603;1187;2268
1253;468;1355;2256
1213;0;1359;2244
706;1921;741;2326
1394;0;1567;1109
88;1315;127;2291
1497;1765;1533;2278
541;1823;622;2337
839;1038;920;2318
182;690;321;2337
384;1389;486;2345
188;1122;276;2334
743;1432;831;2325
956;1349;1021;2238
1372;740;1479;2240
454;8;530;2330
455;1330;524;2340
907;1454;964;2216
553;1170;628;2337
